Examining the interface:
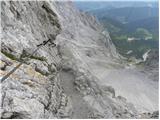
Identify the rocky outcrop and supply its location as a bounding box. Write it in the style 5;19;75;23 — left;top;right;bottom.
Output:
0;1;158;119
143;49;159;81
140;111;159;119
1;1;70;118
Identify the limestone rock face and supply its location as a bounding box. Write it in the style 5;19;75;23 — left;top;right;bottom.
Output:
1;1;69;118
144;49;159;81
0;1;158;119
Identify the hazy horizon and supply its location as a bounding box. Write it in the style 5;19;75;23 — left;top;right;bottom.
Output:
73;0;158;2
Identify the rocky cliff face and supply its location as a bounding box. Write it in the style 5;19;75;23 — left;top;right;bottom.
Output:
143;49;159;82
0;1;158;119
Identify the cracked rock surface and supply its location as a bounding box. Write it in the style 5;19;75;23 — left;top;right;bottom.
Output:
0;1;158;119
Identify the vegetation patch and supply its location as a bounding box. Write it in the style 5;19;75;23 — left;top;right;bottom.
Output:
20;50;47;62
1;51;19;61
29;55;47;61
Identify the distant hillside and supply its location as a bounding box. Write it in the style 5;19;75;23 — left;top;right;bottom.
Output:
100;17;124;34
97;16;159;58
125;17;159;34
74;1;158;12
98;15;159;39
89;6;158;23
106;7;158;23
75;1;159;58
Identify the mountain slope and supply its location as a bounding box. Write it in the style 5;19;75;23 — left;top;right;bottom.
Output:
90;6;158;23
0;1;158;119
125;17;159;34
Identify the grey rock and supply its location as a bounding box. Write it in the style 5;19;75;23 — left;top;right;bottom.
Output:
1;0;158;119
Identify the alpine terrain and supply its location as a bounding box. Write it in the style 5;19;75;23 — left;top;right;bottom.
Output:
0;1;159;119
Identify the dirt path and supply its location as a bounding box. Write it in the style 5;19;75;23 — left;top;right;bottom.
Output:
59;71;91;118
